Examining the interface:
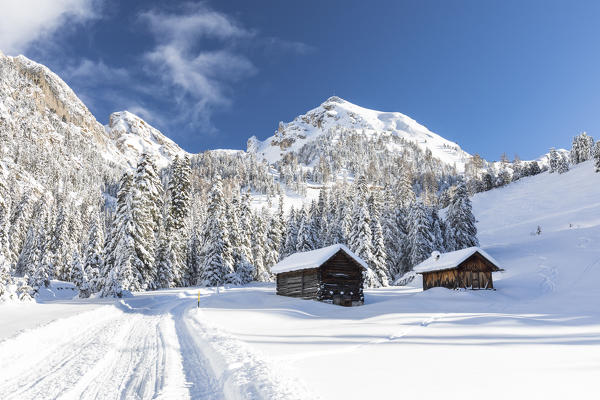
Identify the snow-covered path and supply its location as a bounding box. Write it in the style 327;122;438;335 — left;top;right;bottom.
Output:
0;289;312;400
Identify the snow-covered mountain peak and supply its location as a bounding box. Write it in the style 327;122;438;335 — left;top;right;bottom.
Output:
250;96;471;170
105;111;186;169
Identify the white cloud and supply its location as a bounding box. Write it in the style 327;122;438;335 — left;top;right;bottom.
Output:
64;59;130;83
140;5;257;131
0;0;100;56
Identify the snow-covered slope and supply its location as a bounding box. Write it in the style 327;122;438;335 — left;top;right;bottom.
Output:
473;160;600;301
0;51;184;172
105;111;186;169
2;162;599;399
249;96;471;170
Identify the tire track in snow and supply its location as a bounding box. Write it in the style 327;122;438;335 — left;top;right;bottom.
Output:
182;306;315;400
0;295;192;400
70;298;190;400
171;301;225;400
0;307;137;400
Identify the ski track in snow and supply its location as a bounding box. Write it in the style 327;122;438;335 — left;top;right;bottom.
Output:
0;290;310;400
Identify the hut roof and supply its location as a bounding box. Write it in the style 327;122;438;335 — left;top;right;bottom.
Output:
414;247;501;274
271;244;369;274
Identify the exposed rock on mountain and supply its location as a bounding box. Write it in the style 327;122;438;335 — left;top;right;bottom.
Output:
249;96;471;171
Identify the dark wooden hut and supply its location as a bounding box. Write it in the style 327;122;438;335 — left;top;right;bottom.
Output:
271;244;369;306
414;247;502;290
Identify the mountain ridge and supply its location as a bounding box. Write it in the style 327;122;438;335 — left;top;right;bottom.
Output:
248;96;472;171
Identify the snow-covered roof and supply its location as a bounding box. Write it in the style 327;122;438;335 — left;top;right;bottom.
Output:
413;247;501;274
271;244;369;274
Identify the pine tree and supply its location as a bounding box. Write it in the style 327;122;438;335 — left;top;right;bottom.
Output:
227;196;243;263
252;210;271;281
70;251;90;298
101;172;139;296
368;192;389;286
17;226;37;278
264;210;282;269
166;155;192;286
557;154;570;174
0;174;11;269
238;190;255;265
571;132;594;164
234;255;255;284
200;177;234;286
187;226;202;285
277;194;287;255
102;245;134;298
131;153;163;290
431;207;445;252
407;201;435;268
549;148;559;173
10;191;34;270
593;142;600;173
349;177;379;286
445;182;479;251
83;204;103;293
49;201;71;281
397;169;416;209
316;187;328;243
0;254;12;299
155;224;174;289
295;206;315;252
282;208;298;257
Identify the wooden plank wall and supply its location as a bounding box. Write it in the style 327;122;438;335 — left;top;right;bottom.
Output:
320;252;364;304
422;254;497;290
276;268;319;299
275;250;365;305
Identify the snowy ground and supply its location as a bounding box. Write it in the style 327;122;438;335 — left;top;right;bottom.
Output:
1;161;599;399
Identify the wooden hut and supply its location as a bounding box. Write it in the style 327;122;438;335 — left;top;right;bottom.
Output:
271;244;369;306
414;247;502;290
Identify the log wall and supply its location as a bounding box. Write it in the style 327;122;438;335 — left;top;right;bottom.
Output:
276;268;319;299
275;250;365;306
422;253;497;290
319;252;364;305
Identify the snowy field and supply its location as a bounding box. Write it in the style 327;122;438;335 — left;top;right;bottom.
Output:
1;161;600;399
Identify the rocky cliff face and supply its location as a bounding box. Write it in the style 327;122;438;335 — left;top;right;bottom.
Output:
0;53;184;175
0;50;192;211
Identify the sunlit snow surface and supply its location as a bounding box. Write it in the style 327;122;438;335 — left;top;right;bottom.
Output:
1;161;600;399
252;96;471;171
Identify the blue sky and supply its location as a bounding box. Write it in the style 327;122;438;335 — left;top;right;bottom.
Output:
2;0;600;160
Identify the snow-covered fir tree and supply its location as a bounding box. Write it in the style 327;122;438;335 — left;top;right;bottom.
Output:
368;191;390;286
200;177;234;286
70;251;90;298
0;173;11;271
445;182;479;251
549;148;560;173
83;203;103;293
282;207;299;257
101;172;138;296
131;153;163;290
264;210;282;269
165;155;192;286
593;142;600;173
407;201;435;268
0;254;12;299
295;206;315;252
348;177;379;286
155;223;174;289
570;132;594;164
557;154;570;174
238;190;255;265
